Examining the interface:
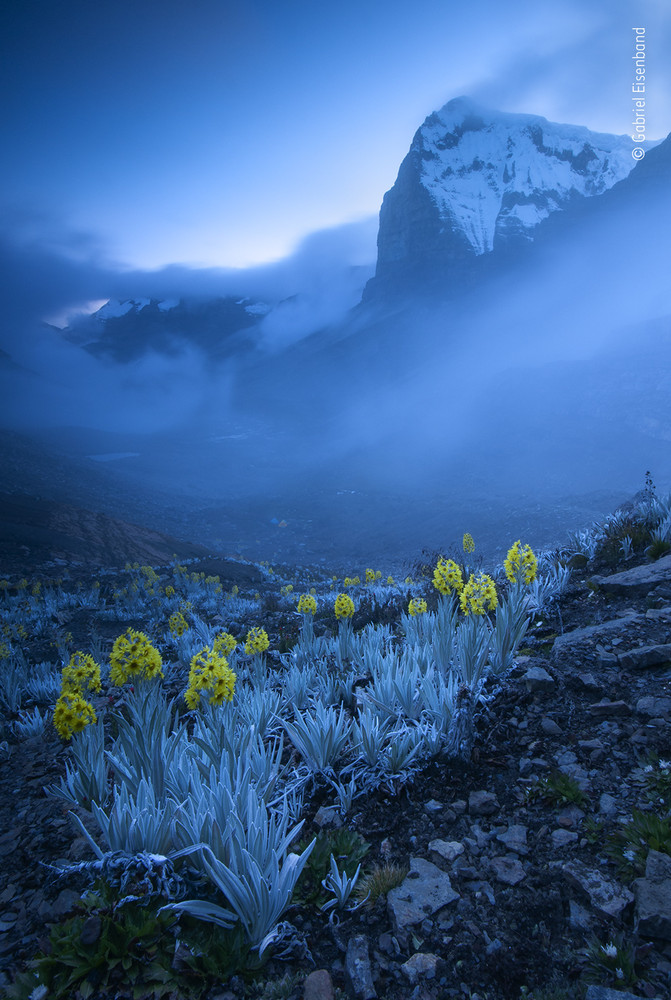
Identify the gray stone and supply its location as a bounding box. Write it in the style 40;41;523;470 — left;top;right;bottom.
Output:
428;839;464;863
552;829;578;848
303;970;335;1000
588;699;631;718
387;858;459;946
634;849;671;941
556;805;585;828
313;805;342;828
568;899;593;930
552;614;643;661
345;935;376;1000
586;988;663;1000
490;856;526;885
576;672;602;690
496;825;528;855
636;696;671;719
563;860;635;918
618;644;671;671
401;952;440;984
541;717;562;736
598;793;619;817
468;790;499;816
523;666;555;694
424;799;443;814
590;555;671;595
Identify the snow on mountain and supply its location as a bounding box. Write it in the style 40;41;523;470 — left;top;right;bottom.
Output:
369;96;658;294
419;97;637;254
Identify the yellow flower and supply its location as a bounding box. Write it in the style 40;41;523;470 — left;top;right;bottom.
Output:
110;629;163;686
213;631;237;655
433;558;464;596
334;593;355;619
169;611;189;636
365;569;376;584
244;627;270;655
165;585;175;597
459;573;498;615
185;646;236;708
61;651;101;696
53;691;96;741
297;593;317;615
408;598;428;616
504;541;538;585
463;532;475;554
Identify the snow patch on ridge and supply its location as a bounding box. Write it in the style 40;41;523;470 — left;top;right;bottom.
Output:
417;98;640;255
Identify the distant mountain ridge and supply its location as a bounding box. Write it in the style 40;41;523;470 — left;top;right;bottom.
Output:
366;95;660;297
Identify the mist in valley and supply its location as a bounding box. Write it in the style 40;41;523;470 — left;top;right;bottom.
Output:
2;132;670;573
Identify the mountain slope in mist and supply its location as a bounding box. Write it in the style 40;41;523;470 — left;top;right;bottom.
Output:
366;95;658;298
2;99;670;567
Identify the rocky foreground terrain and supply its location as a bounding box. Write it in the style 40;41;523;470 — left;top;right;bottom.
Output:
2;547;671;999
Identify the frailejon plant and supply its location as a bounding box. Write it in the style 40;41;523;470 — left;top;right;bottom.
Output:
53;691;97;741
504;541;538;585
109;629;163;686
408;598;427;616
213;631;238;655
459;572;497;615
245;627;270;655
169;610;189;636
433;558;463;596
184;646;236;709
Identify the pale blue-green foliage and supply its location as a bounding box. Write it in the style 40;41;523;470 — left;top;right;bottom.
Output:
45;715;110;811
163;840;314;952
74;778;181;859
13;705;50;737
283;702;351;775
321;854;364;913
0;664;24;713
1;528;576;955
23;662;60;703
488;587;530;675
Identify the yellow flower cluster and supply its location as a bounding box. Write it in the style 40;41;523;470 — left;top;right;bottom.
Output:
344;576;360;588
463;532;476;554
184;647;236;709
168;611;189;636
504;541;538;585
213;631;237;655
109;629;163;686
244;627;270;655
297;593;317;615
334;593;355;619
459;573;498;615
60;651;101;696
433;558;464;596
165;585;176;598
53;651;101;740
53;691;97;741
408;598;428;616
365;569;381;584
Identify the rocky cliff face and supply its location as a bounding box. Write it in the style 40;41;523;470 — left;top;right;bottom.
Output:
367;96;644;297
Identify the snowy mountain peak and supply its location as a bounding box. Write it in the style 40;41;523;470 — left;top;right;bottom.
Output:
414;97;639;255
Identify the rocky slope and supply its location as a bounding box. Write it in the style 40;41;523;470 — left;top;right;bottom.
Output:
2;548;671;998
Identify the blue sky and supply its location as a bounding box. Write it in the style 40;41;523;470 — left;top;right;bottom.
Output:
2;0;670;270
